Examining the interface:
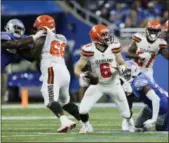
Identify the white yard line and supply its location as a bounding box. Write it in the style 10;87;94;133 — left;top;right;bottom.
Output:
2;131;168;138
2;103;144;109
2;116;73;120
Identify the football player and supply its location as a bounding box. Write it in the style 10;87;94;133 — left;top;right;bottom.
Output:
162;20;169;45
126;20;168;82
1;19;45;72
124;20;169;130
32;15;82;133
74;24;134;133
121;61;168;131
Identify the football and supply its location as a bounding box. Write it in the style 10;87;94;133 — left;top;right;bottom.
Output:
85;71;99;85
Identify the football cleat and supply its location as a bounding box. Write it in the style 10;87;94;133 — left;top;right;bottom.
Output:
79;123;93;134
122;118;135;132
57;121;76;133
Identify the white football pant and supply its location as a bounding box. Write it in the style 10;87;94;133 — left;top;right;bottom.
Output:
79;81;131;119
40;65;70;106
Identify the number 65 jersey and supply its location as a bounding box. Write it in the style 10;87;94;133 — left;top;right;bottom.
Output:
81;41;122;84
40;28;67;71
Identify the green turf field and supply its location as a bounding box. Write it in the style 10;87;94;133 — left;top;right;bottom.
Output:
1;104;168;142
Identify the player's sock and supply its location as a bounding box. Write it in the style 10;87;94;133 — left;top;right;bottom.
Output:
83;121;91;127
47;101;64;118
80;114;89;123
60;115;71;126
62;102;81;121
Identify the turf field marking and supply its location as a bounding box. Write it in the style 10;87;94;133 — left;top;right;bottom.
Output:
2;116;73;120
2;103;144;109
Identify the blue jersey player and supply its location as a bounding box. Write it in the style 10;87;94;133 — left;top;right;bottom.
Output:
1;19;46;72
121;61;168;131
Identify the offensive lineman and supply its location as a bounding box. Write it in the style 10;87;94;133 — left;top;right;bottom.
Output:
32;15;82;133
74;24;134;133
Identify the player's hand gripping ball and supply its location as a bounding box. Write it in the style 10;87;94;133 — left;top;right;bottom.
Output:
85;71;99;85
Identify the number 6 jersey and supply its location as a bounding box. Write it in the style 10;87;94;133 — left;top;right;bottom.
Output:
81;40;122;84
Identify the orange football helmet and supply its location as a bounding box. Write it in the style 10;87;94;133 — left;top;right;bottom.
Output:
89;24;112;45
164;20;168;31
146;20;161;42
33;15;56;31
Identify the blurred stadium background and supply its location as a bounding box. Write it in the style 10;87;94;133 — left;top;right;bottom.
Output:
1;0;168;104
1;0;169;142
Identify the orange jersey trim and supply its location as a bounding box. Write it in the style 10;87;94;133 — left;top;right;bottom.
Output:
132;36;141;42
48;67;54;84
112;47;122;53
81;50;94;56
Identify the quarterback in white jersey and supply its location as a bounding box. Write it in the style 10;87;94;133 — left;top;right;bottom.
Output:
126;20;168;82
33;15;81;133
75;24;133;133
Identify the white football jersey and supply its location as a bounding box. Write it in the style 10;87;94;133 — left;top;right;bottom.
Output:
132;33;167;69
81;41;122;84
40;28;67;70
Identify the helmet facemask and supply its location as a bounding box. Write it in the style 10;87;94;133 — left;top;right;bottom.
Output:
146;28;161;42
100;30;113;45
5;20;25;38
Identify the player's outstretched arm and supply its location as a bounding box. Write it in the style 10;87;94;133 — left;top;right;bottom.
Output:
160;48;169;60
2;37;34;49
1;30;45;50
126;41;140;59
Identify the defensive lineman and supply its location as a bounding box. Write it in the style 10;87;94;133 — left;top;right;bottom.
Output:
121;61;168;131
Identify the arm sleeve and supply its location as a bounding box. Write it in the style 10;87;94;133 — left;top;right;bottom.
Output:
146;89;160;121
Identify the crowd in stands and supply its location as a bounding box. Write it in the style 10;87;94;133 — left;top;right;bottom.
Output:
76;0;168;28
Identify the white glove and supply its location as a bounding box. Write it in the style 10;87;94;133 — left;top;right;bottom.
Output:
143;119;155;130
139;52;150;60
80;72;90;84
32;30;46;41
122;81;132;96
118;65;126;74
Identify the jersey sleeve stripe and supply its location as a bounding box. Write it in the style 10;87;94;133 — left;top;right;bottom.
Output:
81;50;94;56
112;47;122;53
159;44;167;49
132;36;141;42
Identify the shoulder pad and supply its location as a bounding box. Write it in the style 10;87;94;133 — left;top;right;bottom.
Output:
1;32;12;41
132;33;142;43
81;43;94;57
56;34;67;43
158;39;167;49
111;41;122;53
